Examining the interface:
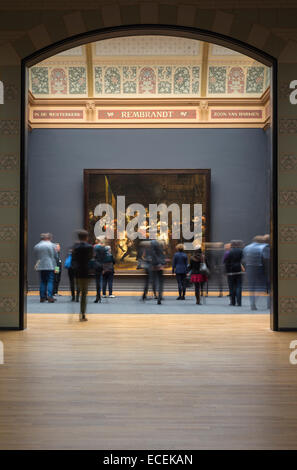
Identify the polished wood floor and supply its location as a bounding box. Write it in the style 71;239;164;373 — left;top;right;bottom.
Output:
0;314;297;450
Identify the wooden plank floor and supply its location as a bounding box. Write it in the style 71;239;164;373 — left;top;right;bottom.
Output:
0;314;297;450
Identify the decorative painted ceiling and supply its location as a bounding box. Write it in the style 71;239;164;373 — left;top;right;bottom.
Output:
29;36;270;99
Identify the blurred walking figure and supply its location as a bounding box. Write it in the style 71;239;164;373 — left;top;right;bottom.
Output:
189;248;208;305
53;242;62;296
139;241;157;301
207;242;224;297
34;233;57;303
223;242;232;301
224;240;244;307
94;237;106;303
172;243;188;300
151;240;166;305
263;234;271;309
72;230;93;321
102;246;115;298
243;235;267;311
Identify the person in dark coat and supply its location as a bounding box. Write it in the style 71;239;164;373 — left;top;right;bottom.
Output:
151;240;166;305
172;243;188;300
72;230;93;321
224;240;244;307
189;248;208;305
65;248;79;302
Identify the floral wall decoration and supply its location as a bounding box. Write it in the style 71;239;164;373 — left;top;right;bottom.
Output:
246;66;265;94
208;66;227;94
104;67;121;94
208;65;267;96
50;68;67;95
174;67;190;94
31;67;49;95
69;67;87;95
94;65;200;96
227;67;245;94
139;67;156;94
30;63;269;98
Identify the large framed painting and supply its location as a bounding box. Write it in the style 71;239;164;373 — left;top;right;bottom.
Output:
84;169;210;273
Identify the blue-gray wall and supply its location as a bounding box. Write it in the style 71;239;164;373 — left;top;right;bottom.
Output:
28;128;270;288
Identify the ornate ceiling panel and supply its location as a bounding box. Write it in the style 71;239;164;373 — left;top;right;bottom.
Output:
94;36;202;57
29;36;270;99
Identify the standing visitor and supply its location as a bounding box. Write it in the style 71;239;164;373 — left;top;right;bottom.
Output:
189;248;208;305
139;241;157;301
208;242;224;297
243;235;267;311
72;230;93;321
172;243;188;300
94;237;106;303
224;240;244;307
102;246;115;298
151;240;166;305
223;242;232;302
263;234;271;309
53;242;62;297
34;232;57;303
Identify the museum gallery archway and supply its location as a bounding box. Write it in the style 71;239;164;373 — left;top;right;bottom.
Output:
22;26;276;329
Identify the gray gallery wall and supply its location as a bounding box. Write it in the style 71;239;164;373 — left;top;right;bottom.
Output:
28;128;271;288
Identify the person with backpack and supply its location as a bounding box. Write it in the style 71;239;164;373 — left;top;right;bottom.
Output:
102;246;116;298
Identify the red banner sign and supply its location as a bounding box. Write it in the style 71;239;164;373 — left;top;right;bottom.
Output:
211;109;263;119
33;110;84;119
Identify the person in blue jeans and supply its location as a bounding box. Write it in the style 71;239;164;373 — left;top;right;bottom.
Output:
172;243;188;300
34;232;57;303
102;246;115;298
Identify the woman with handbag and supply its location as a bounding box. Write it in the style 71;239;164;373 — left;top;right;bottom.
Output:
189;248;209;305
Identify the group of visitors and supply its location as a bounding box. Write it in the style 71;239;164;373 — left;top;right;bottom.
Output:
223;235;270;310
33;230;270;321
139;241;209;305
34;230;116;321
